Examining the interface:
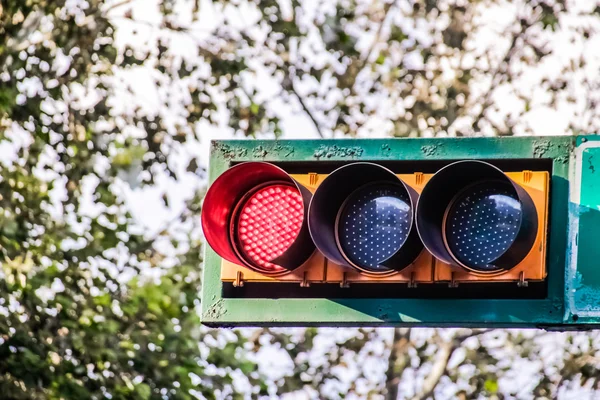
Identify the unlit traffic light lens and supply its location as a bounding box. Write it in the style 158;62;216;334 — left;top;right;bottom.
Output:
445;182;522;272
338;184;411;272
416;160;538;273
236;184;304;272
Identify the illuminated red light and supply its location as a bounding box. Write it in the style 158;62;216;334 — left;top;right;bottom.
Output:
236;184;304;271
202;161;314;274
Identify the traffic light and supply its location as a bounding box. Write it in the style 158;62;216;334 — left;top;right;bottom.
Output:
418;160;549;286
308;162;422;275
201;136;600;329
417;160;538;272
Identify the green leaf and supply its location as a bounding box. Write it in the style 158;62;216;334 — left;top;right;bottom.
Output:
135;383;152;399
484;379;499;393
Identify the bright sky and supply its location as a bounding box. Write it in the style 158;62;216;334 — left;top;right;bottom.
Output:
104;0;600;236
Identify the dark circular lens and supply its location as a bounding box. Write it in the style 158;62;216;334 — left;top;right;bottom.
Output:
338;184;411;272
445;181;522;271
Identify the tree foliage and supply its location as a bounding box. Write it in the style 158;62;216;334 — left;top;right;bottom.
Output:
0;0;261;398
2;0;600;399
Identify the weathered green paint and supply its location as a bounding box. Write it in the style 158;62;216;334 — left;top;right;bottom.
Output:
201;136;600;328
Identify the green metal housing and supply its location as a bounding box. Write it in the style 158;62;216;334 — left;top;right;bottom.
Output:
201;135;600;329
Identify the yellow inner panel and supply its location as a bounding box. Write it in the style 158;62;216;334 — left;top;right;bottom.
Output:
220;170;549;286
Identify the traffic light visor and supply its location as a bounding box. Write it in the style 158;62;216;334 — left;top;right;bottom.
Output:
201;162;314;274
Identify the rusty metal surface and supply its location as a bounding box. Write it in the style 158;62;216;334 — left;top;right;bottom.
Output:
201;136;596;328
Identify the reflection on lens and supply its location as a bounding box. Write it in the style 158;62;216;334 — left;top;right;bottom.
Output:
338;184;411;272
445;182;522;271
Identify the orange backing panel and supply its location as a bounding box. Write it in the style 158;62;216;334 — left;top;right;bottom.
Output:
220;170;549;286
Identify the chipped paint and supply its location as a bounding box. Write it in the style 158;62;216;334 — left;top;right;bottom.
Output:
573;270;584;290
555;142;574;164
421;144;440;157
377;303;392;321
272;143;295;157
588;154;596;173
533;140;552;158
252;145;268;158
213;142;248;160
313;145;364;159
205;299;226;320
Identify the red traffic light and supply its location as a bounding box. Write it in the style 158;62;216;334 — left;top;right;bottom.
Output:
308;162;422;275
201;162;314;275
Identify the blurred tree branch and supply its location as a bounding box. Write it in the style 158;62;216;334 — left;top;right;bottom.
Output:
412;334;453;400
469;20;528;134
102;0;134;14
386;328;411;400
290;82;325;138
413;329;492;400
358;1;398;77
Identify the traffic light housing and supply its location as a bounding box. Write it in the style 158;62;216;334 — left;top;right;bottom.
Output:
201;136;600;329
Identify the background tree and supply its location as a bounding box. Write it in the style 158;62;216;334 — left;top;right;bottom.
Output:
2;0;600;399
0;0;266;398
